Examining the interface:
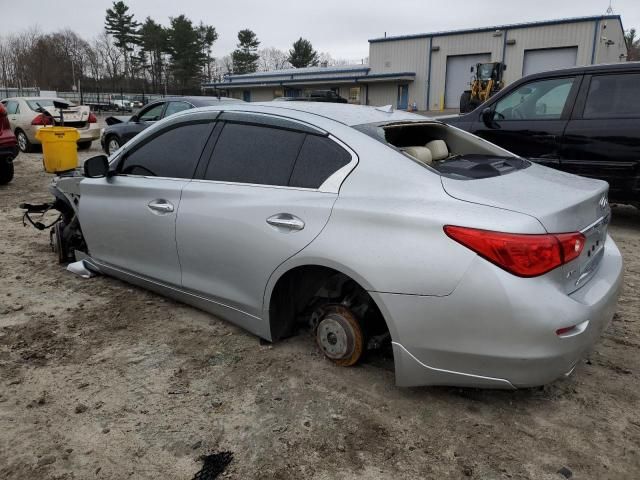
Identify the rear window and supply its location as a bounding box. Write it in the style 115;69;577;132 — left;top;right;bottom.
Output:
26;99;76;111
289;135;351;188
355;121;529;180
583;73;640;119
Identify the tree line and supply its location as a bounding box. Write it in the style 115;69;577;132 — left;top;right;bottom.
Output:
0;1;357;96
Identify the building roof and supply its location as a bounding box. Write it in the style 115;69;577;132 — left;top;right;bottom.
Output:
369;14;623;43
202;65;416;89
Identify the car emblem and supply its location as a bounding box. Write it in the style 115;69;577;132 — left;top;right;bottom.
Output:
599;195;608;210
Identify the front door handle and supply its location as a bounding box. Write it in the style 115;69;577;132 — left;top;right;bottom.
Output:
148;199;174;214
267;213;305;231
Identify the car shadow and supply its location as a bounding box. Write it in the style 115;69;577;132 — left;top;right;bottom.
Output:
610;204;640;231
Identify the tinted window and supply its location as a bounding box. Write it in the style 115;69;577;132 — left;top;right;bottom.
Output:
204;123;304;186
26;99;75;111
139;103;164;122
119;122;211;178
164;101;192;117
494;77;575;120
583;73;640;119
290;135;351;188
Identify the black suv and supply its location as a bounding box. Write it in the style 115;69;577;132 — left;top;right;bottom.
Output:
444;62;640;206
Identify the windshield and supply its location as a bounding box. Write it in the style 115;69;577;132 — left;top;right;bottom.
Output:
26;99;76;111
354;121;529;180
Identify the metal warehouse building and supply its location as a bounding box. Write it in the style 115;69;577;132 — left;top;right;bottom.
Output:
204;15;627;111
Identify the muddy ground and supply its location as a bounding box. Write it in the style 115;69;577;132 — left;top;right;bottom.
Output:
1;141;639;480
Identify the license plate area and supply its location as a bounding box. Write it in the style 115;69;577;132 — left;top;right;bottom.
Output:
563;214;609;293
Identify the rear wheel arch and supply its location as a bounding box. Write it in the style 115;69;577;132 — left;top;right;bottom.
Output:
265;263;393;344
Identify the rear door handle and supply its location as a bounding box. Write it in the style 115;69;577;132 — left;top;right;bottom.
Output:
267;213;305;231
147;199;174;214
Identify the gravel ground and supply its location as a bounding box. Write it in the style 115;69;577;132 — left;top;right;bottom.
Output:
1;143;639;480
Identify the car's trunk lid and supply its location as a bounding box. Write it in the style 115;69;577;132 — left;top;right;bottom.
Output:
43;105;89;128
441;163;611;293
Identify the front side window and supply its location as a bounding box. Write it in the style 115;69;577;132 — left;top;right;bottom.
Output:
204;122;305;186
494;77;575;120
138;103;165;122
119;122;211;178
583;73;640;119
164;101;192;117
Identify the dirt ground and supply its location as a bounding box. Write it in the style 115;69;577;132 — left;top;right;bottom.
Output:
1;140;639;480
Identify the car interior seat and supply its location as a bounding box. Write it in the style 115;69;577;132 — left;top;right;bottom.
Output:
402;146;433;166
425;140;449;161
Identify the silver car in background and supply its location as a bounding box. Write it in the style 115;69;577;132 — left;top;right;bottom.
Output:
52;102;623;389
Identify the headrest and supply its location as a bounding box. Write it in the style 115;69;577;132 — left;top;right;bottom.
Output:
425;140;449;161
402;146;433;166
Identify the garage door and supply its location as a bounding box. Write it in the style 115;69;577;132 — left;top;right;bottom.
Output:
445;53;491;108
522;47;578;77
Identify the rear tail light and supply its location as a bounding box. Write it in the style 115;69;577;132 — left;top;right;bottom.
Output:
31;114;53;126
0;104;9;130
88;112;97;123
444;225;585;277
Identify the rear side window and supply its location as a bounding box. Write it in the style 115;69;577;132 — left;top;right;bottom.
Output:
583;73;640;119
164;101;192;117
204;122;305;186
289;135;351;188
119;122;211;178
5;101;19;115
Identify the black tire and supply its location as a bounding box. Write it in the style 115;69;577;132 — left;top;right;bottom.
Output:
77;141;92;150
459;91;472;113
0;160;14;185
16;129;32;153
105;135;121;155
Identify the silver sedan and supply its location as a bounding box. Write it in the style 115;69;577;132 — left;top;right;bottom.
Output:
50;102;623;389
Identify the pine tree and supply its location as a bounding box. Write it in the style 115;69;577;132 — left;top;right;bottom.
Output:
165;15;209;92
139;17;168;93
104;1;140;81
232;29;260;74
288;38;319;68
197;22;218;81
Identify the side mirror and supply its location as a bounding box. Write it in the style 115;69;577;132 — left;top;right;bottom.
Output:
481;107;494;125
84;155;110;178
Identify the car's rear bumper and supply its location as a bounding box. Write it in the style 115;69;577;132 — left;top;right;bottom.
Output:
371;235;623;388
27;124;101;144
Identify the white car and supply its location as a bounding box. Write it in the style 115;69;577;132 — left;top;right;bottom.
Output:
0;97;101;152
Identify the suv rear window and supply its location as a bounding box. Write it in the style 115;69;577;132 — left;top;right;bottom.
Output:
583;73;640;119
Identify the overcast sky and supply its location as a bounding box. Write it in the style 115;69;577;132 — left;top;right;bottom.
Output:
1;0;637;60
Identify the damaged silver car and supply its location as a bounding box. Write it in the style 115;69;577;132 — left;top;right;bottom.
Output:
24;102;623;388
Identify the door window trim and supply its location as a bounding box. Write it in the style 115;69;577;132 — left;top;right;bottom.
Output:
114;119;216;180
193;111;358;194
489;75;581;122
576;72;640;120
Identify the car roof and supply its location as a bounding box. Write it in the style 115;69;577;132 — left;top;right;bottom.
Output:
164;96;242;106
249;102;424;126
521;61;640;81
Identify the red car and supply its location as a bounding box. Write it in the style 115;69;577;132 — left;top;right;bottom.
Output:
0;102;18;184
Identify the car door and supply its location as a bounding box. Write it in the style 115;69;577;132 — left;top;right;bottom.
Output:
472;75;580;166
79;119;214;286
560;71;640;203
176;112;353;330
122;102;167;143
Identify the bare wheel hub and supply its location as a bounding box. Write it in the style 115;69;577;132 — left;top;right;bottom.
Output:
315;306;364;366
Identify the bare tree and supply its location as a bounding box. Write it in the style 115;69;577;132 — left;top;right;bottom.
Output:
258;47;291;71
